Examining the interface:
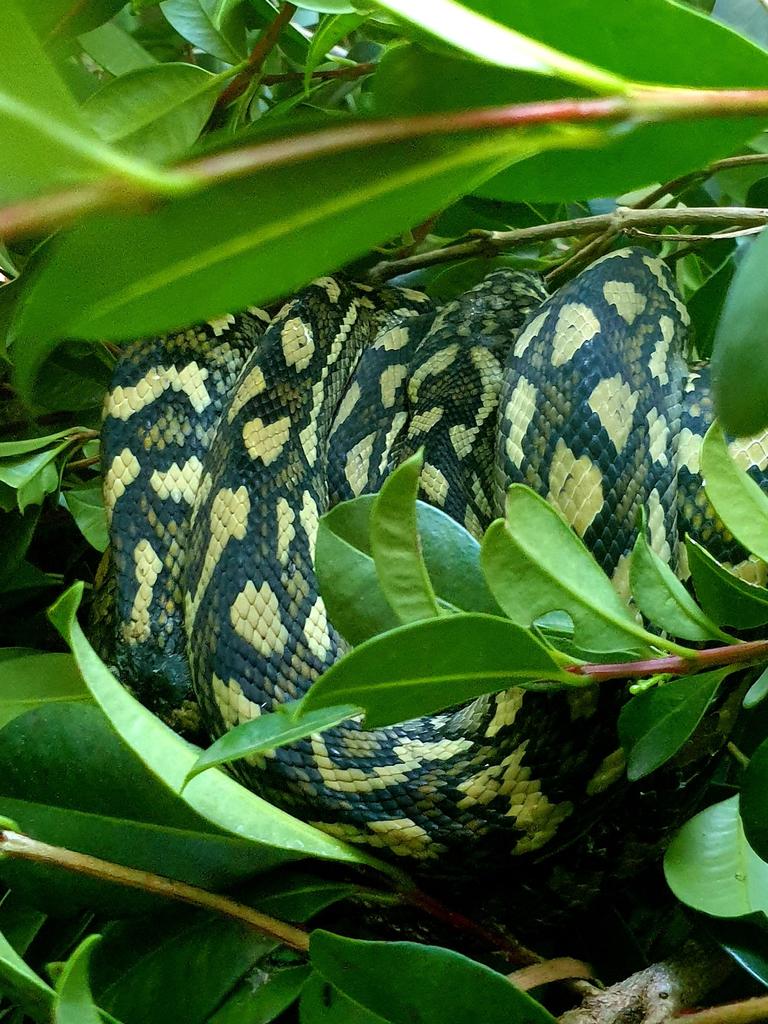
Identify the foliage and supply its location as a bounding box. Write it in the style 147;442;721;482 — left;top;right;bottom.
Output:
4;1;768;1022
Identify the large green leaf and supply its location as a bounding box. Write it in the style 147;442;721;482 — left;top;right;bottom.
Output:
0;926;54;1020
0;0;166;204
0;653;89;729
82;63;218;163
370;453;440;624
300;613;575;727
11;120;598;401
92;909;274;1024
46;583;386;872
618;669;731;781
372;0;625;91
665;796;768;918
209;964;310;1024
78;22;158;76
309;931;557;1024
481;486;659;655
374;1;768;200
301;972;388;1024
701;421;768;564
712;228;768;436
23;0;125;39
686;536;768;629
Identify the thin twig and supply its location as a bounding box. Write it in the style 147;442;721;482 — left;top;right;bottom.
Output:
571;637;768;683
213;3;298;113
625;224;766;242
509;958;595;991
676;995;768;1024
0;829;310;950
262;63;376;85
368;206;768;281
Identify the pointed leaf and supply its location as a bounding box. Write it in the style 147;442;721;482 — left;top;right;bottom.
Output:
744;666;768;709
740;736;768;862
618;668;731;781
187;703;360;780
370;452;439;624
54;935;102;1024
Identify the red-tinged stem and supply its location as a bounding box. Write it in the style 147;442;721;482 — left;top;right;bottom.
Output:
570;639;768;682
262;63;376;85
213;3;298;113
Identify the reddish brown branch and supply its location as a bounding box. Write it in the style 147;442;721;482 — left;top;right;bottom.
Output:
214;3;298;112
571;638;768;682
262;63;376;85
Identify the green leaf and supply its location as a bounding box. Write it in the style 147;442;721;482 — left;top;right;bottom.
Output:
16;460;60;513
0;429;80;458
370;452;440;624
309;931;557;1024
304;15;367;89
301;972;388;1024
0;925;54;1020
481;486;657;655
712;228;768;435
301;613;575;728
92;909;274;1024
83;64;218;163
54;935;102;1024
24;0;126;39
10;117;595;388
187;702;361;780
208;964;310;1024
244;871;357;922
78;22;158;76
630;525;730;642
47;583;384;872
0;0;167;204
686;536;768;629
740;736;768;862
701;421;768;564
317;495;501;646
0;445;66;491
63;487;108;552
665;796;768;917
618;669;731;781
372;0;625;92
0;653;89;729
160;0;248;64
744;666;768;709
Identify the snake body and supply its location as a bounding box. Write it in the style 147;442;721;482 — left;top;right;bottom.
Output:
101;248;768;865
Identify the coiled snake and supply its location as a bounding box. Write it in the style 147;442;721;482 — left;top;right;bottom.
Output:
101;248;767;867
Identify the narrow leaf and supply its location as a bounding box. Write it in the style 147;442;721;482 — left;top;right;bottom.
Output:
712;226;768;435
744;666;768;709
481;486;655;654
370;452;440;624
186;703;361;781
618;668;731;781
54;935;102;1024
630;525;730;641
701;420;768;563
0;926;54;1019
740;736;768;862
300;613;576;728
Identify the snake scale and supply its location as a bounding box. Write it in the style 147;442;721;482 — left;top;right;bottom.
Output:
100;248;768;868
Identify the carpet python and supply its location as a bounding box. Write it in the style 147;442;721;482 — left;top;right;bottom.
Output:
100;248;768;867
